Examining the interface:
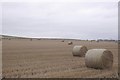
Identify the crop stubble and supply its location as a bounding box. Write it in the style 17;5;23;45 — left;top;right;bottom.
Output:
2;39;118;78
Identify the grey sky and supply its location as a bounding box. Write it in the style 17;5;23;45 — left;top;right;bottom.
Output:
2;2;118;40
0;3;2;35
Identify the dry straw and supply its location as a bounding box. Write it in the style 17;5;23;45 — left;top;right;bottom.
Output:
68;41;73;45
72;45;88;57
61;40;64;42
85;49;113;69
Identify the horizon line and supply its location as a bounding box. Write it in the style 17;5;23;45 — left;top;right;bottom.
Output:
0;34;118;40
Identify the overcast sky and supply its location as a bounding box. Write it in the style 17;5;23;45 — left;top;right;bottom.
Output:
1;1;118;40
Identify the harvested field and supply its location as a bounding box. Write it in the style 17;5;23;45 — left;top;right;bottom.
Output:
2;39;118;78
0;40;2;79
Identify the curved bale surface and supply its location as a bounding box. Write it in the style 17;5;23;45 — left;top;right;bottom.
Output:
72;46;88;57
85;49;113;69
68;41;73;45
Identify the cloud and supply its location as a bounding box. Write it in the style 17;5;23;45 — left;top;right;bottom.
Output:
2;2;118;39
0;3;2;34
1;0;119;3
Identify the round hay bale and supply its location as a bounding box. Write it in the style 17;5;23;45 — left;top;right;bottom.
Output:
72;45;88;57
85;49;113;69
68;41;73;45
61;40;64;42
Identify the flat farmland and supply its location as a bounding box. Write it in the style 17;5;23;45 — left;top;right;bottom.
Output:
2;39;118;78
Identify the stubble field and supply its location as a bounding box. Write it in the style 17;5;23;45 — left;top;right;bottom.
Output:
2;39;118;78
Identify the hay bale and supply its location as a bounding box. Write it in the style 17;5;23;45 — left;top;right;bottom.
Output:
61;40;64;42
85;49;113;69
68;41;73;45
72;45;88;57
38;39;41;40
